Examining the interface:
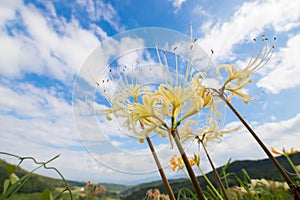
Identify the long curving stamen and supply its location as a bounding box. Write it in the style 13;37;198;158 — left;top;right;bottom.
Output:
156;42;168;84
174;46;179;87
251;38;275;72
249;37;269;71
163;49;172;86
201;49;215;75
184;39;197;87
245;35;274;72
245;37;258;69
245;35;265;70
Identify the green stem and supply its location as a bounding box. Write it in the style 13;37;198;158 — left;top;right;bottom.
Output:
146;136;176;200
219;95;300;199
198;166;223;200
172;129;206;200
201;140;228;200
284;154;300;178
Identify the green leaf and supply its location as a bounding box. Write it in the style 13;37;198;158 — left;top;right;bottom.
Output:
6;164;17;176
221;158;231;174
9;173;20;185
177;188;198;200
45;154;60;165
2;179;10;194
242;169;250;183
40;189;53;200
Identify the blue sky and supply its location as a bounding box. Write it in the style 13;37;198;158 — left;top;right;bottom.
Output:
0;0;300;185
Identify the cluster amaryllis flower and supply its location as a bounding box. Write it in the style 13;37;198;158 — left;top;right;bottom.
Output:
100;46;215;144
99;33;275;147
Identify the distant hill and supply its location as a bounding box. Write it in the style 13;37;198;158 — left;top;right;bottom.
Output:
121;152;300;200
0;159;66;194
0;159;128;195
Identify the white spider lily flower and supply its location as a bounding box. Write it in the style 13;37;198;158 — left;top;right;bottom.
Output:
180;118;241;147
217;35;275;103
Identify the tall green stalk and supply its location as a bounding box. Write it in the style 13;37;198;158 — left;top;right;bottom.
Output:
197;165;223;200
283;154;300;178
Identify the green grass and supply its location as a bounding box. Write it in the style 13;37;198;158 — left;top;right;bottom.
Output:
9;193;42;200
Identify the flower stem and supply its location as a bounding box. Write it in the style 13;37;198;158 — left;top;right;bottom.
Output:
219;95;300;199
145;136;176;200
197;166;223;200
284;154;300;178
200;140;228;200
172;129;206;200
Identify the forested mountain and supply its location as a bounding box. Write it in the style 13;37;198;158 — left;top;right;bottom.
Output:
121;153;300;200
1;153;299;199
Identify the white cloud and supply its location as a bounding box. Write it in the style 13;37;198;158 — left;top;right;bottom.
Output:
169;0;187;12
0;127;175;183
0;1;20;27
257;33;300;93
76;0;123;32
209;114;300;169
193;5;210;17
0;81;78;147
0;1;100;83
199;0;300;61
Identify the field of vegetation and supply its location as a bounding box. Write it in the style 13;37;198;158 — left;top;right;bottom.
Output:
1;152;299;200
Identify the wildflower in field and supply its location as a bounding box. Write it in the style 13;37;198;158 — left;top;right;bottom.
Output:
99;44;216;144
250;179;289;190
99;65;169;142
96;29;223;200
216;35;275;103
170;154;196;172
271;147;298;156
145;188;170;200
180;118;240;147
82;181;107;198
192;153;201;167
